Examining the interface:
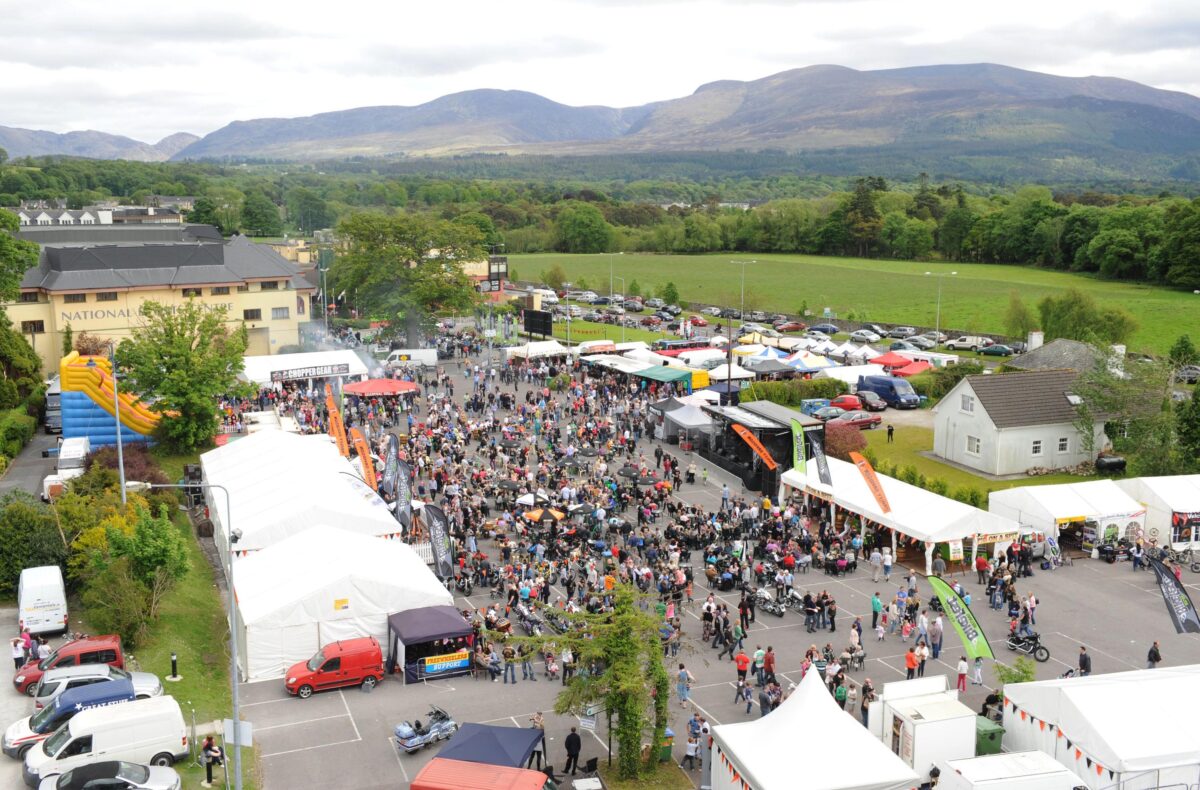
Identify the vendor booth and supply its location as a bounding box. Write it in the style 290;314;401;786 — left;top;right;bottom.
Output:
1115;475;1200;549
437;723;545;769
816;364;887;386
1002;665;1200;790
665;403;714;447
989;481;1146;555
386;605;474;683
241;350;369;387
505;340;568;359
712;670;918;790
233;525;452;680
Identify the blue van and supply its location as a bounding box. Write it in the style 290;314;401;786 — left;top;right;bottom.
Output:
2;678;134;759
856;375;921;409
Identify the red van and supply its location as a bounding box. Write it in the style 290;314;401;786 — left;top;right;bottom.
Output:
412;758;548;790
13;635;124;695
285;637;384;699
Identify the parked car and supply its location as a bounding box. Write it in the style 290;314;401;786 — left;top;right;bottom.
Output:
770;313;788;323
719;308;742;319
980;343;1015;357
921;330;948;343
1008;341;1029;354
849;329;881;343
593;296;611;306
14;636;124;696
813;406;846;421
702;306;722;316
945;335;993;351
645;298;665;309
36;761;181;790
774;321;806;333
804;330;830;341
688;315;709;327
810;323;841;335
862;324;887;336
829;394;863;411
857;390;888;411
623;300;644;312
605;305;626;316
906;335;937;350
640;316;663;328
749;310;768;322
33;665;162;711
583;310;603;322
6;680;136;759
832;410;883;430
740;323;769;335
654;310;673;321
1177;365;1200;384
285;637;384;699
890;340;919;352
666;321;682;332
887;326;917;338
665;304;682;315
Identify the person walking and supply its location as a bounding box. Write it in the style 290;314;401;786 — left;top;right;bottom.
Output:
972;656;984;686
527;712;545;770
563;727;582;775
1147;640;1162;669
201;735;223;788
9;638;23;670
734;648;751;683
882;551;893;583
956;656;968;692
1078;646;1092;677
677;663;695;707
871;592;883;630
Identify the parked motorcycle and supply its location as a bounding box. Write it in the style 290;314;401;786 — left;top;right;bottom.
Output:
1006;632;1050;663
783;589;806;613
754;590;787;618
394;706;458;754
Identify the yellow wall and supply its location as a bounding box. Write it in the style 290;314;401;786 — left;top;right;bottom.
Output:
6;282;314;376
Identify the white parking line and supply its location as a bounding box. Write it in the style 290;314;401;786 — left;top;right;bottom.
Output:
255;713;349;733
1051;632;1140;670
340;690;362;740
390;737;408;784
240;697;294;709
261;738;363;759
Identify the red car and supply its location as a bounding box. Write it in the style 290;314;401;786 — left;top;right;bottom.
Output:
829;394;862;411
774;321;807;333
640;315;663;328
832;410;883;430
688;315;709;327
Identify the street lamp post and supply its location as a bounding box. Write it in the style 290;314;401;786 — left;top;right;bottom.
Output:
86;345;126;504
128;481;242;790
615;276;626;343
731;259;756;321
925;270;957;345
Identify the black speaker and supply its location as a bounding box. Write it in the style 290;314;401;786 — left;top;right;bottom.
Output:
523;309;553;336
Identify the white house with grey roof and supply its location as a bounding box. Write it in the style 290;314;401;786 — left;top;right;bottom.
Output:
932;370;1108;476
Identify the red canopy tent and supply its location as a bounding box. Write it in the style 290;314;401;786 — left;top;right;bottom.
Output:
343;379;421;396
893;360;933;377
872;352;913;368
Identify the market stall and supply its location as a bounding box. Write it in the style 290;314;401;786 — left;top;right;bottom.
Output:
664;403;714;446
815;364;887;386
505;340;568;359
712;670;918;790
386;605;474;683
437;723;545;769
1002;665;1200;790
1115;475;1200;549
988;481;1146;554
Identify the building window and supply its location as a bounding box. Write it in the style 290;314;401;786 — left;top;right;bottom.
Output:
243;309;262;321
271;307;290;320
181;288;202;298
63;293;86;304
259;281;279;291
236;285;249;293
1031;440;1043;456
965;435;981;455
20;321;44;334
960;394;975;413
95;292;118;302
211;287;230;296
1057;436;1070;453
18;292;39;303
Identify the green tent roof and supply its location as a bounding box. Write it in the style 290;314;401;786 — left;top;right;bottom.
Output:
635;366;692;384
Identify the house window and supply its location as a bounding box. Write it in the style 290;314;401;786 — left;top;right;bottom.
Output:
18;292;39;303
182;288;202;298
20;320;44;334
259;281;279;291
271;307;290;320
95;292;118;302
243;309;262;321
1057;437;1070;453
1031;440;1043;456
211;286;230;296
63;293;86;304
960;394;975;413
236;285;249;293
965;435;981;455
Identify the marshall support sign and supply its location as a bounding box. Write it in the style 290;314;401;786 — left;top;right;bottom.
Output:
270;363;350;383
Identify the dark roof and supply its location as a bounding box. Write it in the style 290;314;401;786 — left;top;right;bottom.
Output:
438;724;543;769
388;605;472;646
1006;339;1100;373
964;370;1081;429
21;235;313;292
17;223;221;244
741;399;823;429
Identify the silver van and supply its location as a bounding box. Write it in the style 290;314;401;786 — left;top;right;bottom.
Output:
33;666;162;712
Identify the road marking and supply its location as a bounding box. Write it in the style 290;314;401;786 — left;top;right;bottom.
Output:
390;737;408;784
240;697;294;709
255;713;349;733
686;698;722;725
1052;632;1140;670
261;737;362;759
340;690;362;740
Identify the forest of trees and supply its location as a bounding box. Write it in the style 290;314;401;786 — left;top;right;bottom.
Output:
1;155;1199;289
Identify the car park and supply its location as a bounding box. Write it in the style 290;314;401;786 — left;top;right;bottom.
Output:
774;321;806;333
285;637;384;699
810;323;840;335
849;329;881;343
887;326;917;338
832;410;882;430
980;343;1015;356
857;390;888;411
33;666;162;711
945;335;994;351
688;315;709;327
36;761;181;790
14;636;125;696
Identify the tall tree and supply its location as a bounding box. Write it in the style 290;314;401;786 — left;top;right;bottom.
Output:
554;202;613;253
1169;334;1199;370
115;301;248;452
1159;198;1200;288
287;187;334;233
333;213;483;346
658;282;680;305
1037;289;1138;346
0;208;38;301
241;191;283;236
844;178;882;257
541;263;566;291
1003;292;1038;340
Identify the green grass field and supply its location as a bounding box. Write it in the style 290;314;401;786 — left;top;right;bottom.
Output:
513;253;1200;354
549;317;670;345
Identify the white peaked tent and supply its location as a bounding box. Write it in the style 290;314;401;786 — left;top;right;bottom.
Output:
233;525;453;680
712;670;918;790
817;364;888;386
506;339;568;359
663;404;713;439
679;348;727;366
751;346;790;360
1002;666;1200;790
1115;475;1200;548
708;363;755;380
989;481;1145;542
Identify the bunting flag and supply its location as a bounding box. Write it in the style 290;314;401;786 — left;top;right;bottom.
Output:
1007;698;1112;779
1148;556;1200;633
928;575;994;659
348;427;377;491
790;418;807;474
849;451;892;514
731;424;778;470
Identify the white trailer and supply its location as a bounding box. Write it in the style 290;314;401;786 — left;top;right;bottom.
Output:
883;692;977;785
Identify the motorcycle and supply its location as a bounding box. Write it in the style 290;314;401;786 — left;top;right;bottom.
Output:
394;706;458;754
754;590;787;618
783;589;806;613
1006;632;1051;663
450;574;473;595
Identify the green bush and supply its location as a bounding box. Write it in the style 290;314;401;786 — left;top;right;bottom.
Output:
927;478;949;497
0;492;66;595
81;557;151;647
0;408;36;458
23;382;45;419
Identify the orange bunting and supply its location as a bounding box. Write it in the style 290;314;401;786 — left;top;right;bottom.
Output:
1020;711;1027;721
1096;764;1103;776
1038;720;1045;731
1056;729;1064;738
1076;749;1082;760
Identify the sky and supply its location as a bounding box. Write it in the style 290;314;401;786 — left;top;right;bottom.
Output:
3;0;1200;142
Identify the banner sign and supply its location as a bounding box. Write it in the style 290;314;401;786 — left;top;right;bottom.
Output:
1148;557;1200;634
849;451;892;514
394;460;413;531
790;419;807;474
423;504;455;580
929;575;994;660
271;363;350;383
348;427;377;491
421;649;470;676
325;385;349;458
808;430;832;486
731;423;778;470
380;434;401;497
948;540;964;561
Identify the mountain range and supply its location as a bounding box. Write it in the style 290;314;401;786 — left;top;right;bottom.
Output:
5;64;1200;179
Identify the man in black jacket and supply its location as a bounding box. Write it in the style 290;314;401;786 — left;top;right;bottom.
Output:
563;727;582;775
1147;640;1162;669
1078;646;1092;676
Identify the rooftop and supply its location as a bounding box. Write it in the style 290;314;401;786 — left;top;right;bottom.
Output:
1006;338;1100;373
962;370;1081;429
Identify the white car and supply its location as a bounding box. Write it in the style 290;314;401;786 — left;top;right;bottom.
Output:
849;329;881;343
702;307;722;316
804;330;830;341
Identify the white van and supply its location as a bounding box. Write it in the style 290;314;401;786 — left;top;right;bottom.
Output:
41;437;90;502
23;696;187;786
384;349;438;370
18;567;67;636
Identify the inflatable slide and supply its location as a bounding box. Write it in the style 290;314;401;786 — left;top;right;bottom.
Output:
59;351;157;447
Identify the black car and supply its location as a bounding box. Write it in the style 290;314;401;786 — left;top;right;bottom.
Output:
720;308;742;319
665;304;682;315
655;310;674;321
810;323;840;335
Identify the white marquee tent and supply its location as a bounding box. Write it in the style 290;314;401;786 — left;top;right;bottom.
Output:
241;350;369;387
233;525;453;680
712;669;918;790
663;404;713;439
678;348;727;366
1115;475;1200;548
708;363;756;380
506;339;568;359
816;364;887;386
989;481;1146;542
1002;666;1200;790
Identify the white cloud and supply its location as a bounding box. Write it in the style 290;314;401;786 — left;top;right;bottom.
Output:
0;0;1196;141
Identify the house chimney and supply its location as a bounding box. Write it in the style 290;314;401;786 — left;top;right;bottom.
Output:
1027;331;1044;351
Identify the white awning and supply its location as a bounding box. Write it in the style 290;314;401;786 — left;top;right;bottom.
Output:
241;350;369;386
